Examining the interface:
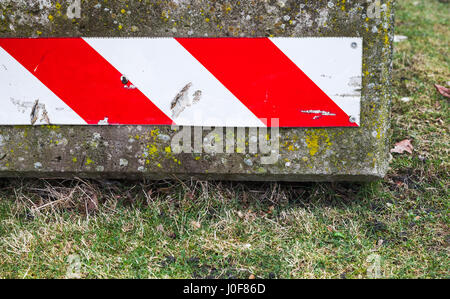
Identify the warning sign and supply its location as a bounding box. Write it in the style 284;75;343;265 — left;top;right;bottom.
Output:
0;37;362;127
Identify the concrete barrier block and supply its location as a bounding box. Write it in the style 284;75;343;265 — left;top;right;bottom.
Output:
0;0;395;181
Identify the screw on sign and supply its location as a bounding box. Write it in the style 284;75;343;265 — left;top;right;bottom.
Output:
0;37;362;128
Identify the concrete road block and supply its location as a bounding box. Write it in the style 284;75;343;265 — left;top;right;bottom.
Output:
0;0;395;181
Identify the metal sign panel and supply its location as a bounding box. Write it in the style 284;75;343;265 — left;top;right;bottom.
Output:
0;37;362;127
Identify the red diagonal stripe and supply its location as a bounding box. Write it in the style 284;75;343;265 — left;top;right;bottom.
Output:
176;38;357;127
0;38;172;125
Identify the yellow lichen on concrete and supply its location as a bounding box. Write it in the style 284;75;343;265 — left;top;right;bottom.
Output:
305;129;332;157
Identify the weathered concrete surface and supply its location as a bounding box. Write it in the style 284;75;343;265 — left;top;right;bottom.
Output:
0;0;395;181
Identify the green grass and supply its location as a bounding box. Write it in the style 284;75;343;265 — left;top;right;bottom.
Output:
0;0;448;279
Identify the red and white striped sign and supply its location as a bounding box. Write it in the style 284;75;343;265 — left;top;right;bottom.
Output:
0;37;362;127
